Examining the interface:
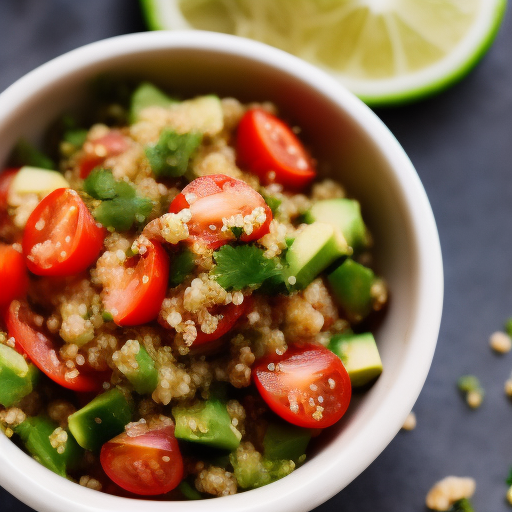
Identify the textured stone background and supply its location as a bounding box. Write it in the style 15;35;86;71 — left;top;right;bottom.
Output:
0;2;511;510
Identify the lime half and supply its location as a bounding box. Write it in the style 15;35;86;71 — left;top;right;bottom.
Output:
140;0;507;106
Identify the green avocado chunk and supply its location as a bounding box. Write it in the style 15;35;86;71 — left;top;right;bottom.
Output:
68;388;132;452
263;422;311;462
229;444;295;490
327;258;375;322
172;399;241;451
0;344;39;407
116;342;158;395
304;198;368;252
129;82;177;123
14;416;83;477
328;332;383;387
285;222;348;290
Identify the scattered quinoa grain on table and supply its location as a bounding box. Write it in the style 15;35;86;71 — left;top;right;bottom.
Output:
0;79;388;499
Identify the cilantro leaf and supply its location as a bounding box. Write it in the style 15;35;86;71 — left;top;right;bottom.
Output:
84;168;118;199
211;245;282;291
145;129;202;178
10;139;55;170
449;498;474;512
506;467;512;487
230;227;244;240
84;169;153;231
169;249;196;287
262;193;282;216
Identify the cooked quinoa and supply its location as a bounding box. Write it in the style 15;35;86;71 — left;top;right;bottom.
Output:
0;80;387;499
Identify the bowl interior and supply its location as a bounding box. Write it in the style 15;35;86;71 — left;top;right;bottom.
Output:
0;32;441;512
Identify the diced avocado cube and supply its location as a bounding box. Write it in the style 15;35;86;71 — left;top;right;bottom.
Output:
14;416;83;477
179;480;203;500
173;399;241;451
327;258;375;323
68;388;132;452
9;166;69;200
229;444;295;490
304;198;369;252
129;82;177;123
263;422;311;462
328;332;383;387
285;222;348;290
116;341;158;395
0;344;39;407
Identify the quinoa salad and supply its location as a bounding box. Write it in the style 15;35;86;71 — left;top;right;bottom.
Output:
0;79;387;499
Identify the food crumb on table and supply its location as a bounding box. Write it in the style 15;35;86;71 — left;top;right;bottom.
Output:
425;476;476;511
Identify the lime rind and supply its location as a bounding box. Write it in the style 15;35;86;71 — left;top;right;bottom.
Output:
352;0;508;106
139;0;507;106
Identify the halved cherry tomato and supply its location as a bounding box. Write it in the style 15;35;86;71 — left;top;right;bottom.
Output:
194;296;253;346
79;130;130;179
0;168;19;211
236;108;316;190
100;421;183;496
103;239;169;326
253;343;351;429
0;244;29;309
169;174;272;249
5;300;103;392
22;188;104;277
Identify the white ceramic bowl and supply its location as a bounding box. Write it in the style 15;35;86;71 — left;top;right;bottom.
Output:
0;31;443;512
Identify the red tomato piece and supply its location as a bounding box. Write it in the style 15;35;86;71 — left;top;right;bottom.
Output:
236;108;316;190
103;239;169;326
253;343;351;429
79;130;130;178
194;296;253;346
100;421;183;496
22;188;105;277
5;300;103;392
0;168;19;211
0;244;29;309
169;174;272;249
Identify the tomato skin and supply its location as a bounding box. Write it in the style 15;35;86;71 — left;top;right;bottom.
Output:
253;343;351;429
79;130;130;179
5;300;103;392
22;188;105;277
0;244;29;309
103;239;169;326
169;174;272;249
194;296;253;346
236;108;316;190
100;423;183;496
0;168;19;210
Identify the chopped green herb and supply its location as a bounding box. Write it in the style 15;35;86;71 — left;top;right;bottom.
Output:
84;168;118;200
60;115;88;149
230;227;244;240
84;169;153;231
102;311;113;322
457;375;483;394
145;129;202;178
130;82;177;123
211;245;282;291
505;318;512;338
169;250;196;287
10;139;55;170
457;374;484;408
506;467;512;486
449;498;474;512
262;194;282;216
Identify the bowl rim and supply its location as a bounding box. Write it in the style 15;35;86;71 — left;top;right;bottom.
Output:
0;30;444;512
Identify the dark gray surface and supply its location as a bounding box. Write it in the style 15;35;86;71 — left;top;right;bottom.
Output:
0;1;511;511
